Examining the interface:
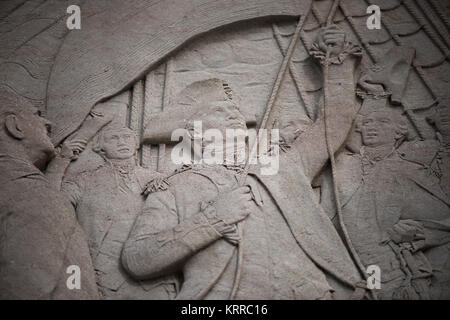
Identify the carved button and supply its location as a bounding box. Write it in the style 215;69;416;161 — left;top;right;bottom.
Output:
174;225;183;233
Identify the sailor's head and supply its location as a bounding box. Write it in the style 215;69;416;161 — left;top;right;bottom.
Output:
360;109;408;148
143;79;256;145
0;90;54;169
93;125;137;160
182;79;248;135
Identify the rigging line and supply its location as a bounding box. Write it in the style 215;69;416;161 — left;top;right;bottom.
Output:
358;0;431;140
363;0;438;100
272;23;313;119
229;3;313;300
414;0;450;50
324;0;376;300
338;3;377;63
403;0;450;57
428;0;450;34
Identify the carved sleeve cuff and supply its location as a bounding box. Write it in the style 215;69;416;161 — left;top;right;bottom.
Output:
199;200;240;245
200;200;229;233
169;210;223;253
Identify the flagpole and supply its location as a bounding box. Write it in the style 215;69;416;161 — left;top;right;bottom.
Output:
230;2;313;299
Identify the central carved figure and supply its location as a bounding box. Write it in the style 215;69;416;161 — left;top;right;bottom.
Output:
121;27;365;299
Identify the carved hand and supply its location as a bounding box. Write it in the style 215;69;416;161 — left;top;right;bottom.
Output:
59;138;88;160
214;186;254;225
316;25;346;57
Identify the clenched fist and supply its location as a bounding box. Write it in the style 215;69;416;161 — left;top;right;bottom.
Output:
60;138;88;160
316;25;346;57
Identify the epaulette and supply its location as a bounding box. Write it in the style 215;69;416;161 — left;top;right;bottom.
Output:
172;164;194;175
142;164;193;196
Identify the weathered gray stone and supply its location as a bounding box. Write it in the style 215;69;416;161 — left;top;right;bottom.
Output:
62;125;177;299
1;0;449;300
0;90;99;299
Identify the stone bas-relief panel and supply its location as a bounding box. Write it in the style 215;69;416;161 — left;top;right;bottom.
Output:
0;0;449;300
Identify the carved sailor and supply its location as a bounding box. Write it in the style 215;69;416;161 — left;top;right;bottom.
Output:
323;106;450;299
121;27;366;300
0;90;99;299
62;125;178;299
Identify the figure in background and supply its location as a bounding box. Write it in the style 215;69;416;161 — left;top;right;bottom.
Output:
0;90;99;299
121;26;366;300
62;125;178;299
324;107;450;299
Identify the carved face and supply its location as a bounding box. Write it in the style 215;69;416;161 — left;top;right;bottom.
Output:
21;107;55;168
100;128;136;160
199;98;247;134
361;111;397;147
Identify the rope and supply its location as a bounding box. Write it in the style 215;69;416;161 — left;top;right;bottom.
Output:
323;0;376;300
231;0;371;300
229;3;313;299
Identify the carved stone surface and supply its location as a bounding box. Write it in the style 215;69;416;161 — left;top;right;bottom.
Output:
62;126;177;299
0;91;99;299
1;0;449;300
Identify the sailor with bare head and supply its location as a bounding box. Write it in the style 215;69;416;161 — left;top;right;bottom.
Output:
62;123;177;299
0;90;98;299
